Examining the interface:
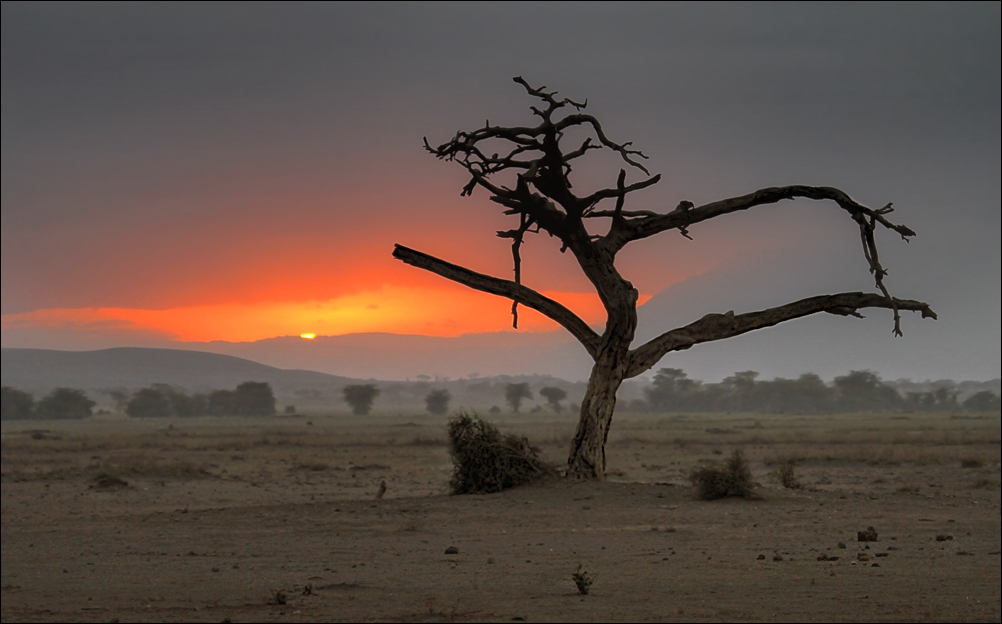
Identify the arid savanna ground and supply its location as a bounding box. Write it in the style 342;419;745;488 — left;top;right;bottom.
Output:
2;409;1000;622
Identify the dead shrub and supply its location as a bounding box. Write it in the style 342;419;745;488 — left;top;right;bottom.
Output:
447;411;551;494
689;450;755;500
777;461;801;489
572;565;593;595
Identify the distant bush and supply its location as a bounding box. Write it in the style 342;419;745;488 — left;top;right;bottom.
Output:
504;383;533;413
963;391;1001;412
447;411;550;494
690;450;755;500
539;386;567;412
34;388;94;420
425;389;451;415
343;384;379;416
207;382;276;416
127;387;173;418
1;387;35;420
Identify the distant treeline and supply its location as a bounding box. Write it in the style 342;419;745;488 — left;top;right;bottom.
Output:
1;382;277;420
3;370;1000;420
638;369;1001;414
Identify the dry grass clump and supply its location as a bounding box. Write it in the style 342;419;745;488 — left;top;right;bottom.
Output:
689;450;755;500
777;460;801;489
447;411;551;494
572;565;593;595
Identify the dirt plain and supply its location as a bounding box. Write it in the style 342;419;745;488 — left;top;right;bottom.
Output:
1;409;1000;623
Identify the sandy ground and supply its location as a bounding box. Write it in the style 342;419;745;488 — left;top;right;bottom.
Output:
1;411;999;622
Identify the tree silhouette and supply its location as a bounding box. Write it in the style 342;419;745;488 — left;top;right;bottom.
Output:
343;384;380;416
425;389;451;415
1;387;35;420
504;383;533;413
394;77;936;479
539;386;568;412
35;387;94;420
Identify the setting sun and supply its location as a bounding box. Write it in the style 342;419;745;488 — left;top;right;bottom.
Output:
300;333;316;339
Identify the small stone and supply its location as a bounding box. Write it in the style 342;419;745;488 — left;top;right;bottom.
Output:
444;546;459;555
935;534;953;542
837;542;847;549
773;554;784;562
871;563;880;567
211;567;220;573
757;554;766;560
857;553;870;562
858;527;878;542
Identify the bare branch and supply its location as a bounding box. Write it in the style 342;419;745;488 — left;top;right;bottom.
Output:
581;174;662;214
392;244;601;358
604;185;918;332
626;292;937;378
610;186;914;249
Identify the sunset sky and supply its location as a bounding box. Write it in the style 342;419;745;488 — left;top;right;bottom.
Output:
2;3;999;381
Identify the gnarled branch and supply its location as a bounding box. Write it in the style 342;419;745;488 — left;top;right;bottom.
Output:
392;244;601;358
626;292;937;379
602;185;918;334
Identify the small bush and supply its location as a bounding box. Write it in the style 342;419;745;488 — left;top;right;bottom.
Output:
689;450;754;500
572;565;593;595
447;411;550;494
777;460;801;489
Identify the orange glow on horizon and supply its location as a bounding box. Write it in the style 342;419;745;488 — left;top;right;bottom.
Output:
2;286;653;344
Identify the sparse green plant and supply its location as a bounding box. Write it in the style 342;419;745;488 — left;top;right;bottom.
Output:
446;411;551;494
572;564;593;595
777;460;801;489
689;449;755;500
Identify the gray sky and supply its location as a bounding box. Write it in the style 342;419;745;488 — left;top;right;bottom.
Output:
2;2;999;382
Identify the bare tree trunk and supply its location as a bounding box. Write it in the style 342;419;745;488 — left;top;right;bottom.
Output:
566;287;636;479
566;358;624;479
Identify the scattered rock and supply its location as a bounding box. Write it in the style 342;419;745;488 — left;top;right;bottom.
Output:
936;534;953;542
773;554;784;562
444;546;459;555
857;526;878;542
857;553;871;562
875;553;889;558
817;553;840;561
756;554;766;560
837;542;847;549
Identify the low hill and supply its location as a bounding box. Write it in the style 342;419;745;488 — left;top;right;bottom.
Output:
0;347;353;393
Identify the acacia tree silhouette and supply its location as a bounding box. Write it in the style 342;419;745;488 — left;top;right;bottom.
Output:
394;77;935;479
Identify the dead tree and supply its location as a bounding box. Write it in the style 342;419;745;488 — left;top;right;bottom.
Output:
393;77;936;480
